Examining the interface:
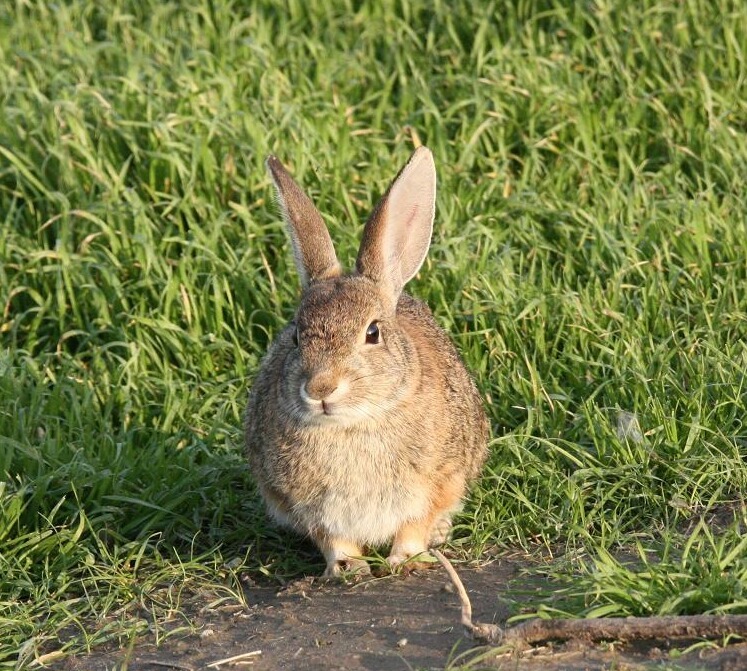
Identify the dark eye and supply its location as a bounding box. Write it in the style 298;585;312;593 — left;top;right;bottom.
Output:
292;325;299;347
365;321;380;345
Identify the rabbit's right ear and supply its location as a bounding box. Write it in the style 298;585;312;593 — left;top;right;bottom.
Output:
356;147;436;301
266;156;342;288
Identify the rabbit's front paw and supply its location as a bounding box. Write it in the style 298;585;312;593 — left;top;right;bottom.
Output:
323;557;371;579
386;551;437;575
318;536;370;579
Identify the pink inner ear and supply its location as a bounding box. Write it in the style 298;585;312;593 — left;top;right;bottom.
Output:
357;147;436;290
382;151;436;286
403;204;419;228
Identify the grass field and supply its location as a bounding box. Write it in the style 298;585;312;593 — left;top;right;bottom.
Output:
1;0;746;667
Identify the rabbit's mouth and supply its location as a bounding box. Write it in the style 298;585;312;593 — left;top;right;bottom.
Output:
297;396;373;426
296;377;398;426
302;398;346;422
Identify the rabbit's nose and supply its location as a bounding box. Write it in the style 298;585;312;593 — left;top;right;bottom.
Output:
303;375;339;401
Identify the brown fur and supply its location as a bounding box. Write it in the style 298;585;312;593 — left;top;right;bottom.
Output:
245;148;489;576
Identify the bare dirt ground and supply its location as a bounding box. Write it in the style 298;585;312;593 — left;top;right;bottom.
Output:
56;559;747;671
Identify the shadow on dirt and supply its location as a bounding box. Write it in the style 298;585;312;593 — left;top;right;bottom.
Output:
55;558;747;671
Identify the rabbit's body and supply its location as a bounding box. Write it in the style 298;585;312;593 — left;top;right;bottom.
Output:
245;148;489;576
246;292;487;544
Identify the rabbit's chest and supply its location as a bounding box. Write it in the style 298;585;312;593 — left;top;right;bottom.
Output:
318;474;428;544
292;433;430;543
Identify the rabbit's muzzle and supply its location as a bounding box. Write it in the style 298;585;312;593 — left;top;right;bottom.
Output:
298;369;353;418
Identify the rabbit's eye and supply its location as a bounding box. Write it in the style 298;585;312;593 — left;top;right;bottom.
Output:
365;321;380;345
292;326;299;347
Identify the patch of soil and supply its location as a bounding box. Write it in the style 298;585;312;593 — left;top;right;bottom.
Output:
56;560;747;671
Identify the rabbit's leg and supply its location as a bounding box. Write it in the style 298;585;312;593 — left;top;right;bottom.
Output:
387;519;431;568
388;476;464;569
428;512;453;546
312;532;370;578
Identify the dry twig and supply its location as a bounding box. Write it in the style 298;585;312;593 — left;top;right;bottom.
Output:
206;650;262;668
431;549;747;646
138;660;194;671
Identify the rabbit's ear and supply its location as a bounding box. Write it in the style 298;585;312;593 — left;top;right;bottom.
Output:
266;156;342;287
356;147;436;298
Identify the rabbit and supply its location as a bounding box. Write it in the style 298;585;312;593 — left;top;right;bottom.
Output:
244;147;489;577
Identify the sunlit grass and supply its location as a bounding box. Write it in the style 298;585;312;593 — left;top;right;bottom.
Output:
508;508;747;622
1;0;746;667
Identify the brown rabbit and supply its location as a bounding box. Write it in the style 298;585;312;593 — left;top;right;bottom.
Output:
245;147;489;577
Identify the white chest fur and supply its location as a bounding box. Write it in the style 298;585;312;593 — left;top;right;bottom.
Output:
279;427;430;545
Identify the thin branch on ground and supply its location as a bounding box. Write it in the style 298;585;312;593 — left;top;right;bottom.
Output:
206;650;262;668
431;549;747;647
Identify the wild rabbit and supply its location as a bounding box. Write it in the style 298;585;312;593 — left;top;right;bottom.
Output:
245;147;489;577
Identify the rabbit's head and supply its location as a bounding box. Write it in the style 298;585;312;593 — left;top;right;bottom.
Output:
265;148;437;426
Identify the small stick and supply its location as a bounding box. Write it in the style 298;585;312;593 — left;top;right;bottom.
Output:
431;549;747;646
431;549;502;642
431;548;473;630
206;650;262;668
138;660;194;671
29;651;66;667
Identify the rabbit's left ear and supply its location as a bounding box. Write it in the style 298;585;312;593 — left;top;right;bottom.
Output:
356;147;436;298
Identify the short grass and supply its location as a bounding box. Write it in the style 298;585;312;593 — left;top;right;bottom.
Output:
1;0;746;667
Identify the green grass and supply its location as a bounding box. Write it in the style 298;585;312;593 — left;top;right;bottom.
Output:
1;0;746;666
536;513;747;619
